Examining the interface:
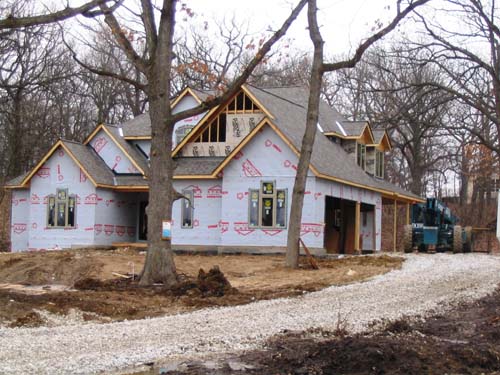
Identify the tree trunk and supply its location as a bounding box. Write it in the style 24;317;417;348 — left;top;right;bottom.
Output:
139;101;178;286
139;0;178;286
285;0;324;268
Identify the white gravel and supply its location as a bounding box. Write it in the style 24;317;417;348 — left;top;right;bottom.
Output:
1;253;500;374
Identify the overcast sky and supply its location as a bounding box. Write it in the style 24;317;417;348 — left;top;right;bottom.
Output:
186;0;398;55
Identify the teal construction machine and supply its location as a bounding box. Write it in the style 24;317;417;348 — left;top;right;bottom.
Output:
403;198;472;253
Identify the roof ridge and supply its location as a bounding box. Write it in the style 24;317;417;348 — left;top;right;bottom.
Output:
247;84;306;110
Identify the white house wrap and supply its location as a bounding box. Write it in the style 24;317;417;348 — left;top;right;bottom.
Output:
6;86;422;253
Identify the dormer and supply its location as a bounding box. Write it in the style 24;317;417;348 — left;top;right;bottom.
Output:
366;130;392;179
323;121;374;169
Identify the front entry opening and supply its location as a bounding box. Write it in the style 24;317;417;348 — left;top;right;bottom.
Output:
324;196;356;254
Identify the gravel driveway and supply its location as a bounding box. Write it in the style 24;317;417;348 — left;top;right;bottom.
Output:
1;253;500;374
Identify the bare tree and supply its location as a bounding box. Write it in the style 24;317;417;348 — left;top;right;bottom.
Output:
412;0;500;155
285;0;430;268
0;0;120;30
77;0;307;286
327;47;456;195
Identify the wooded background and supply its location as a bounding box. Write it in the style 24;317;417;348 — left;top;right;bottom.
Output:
1;0;499;251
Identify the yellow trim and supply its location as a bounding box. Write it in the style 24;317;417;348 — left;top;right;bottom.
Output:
21;141;100;188
171;106;219;157
20;141;63;186
4;185;29;189
83;124;104;145
393;199;397;252
367;131;392;152
173;86;275;158
263;121;423;204
210;117;269;177
241;85;275;120
173;175;218;180
361;124;375;145
83;124;146;175
324;123;375;144
123;136;151;140
354;201;361;251
100;126;146;175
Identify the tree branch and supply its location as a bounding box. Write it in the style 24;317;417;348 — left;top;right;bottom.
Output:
0;0;122;30
323;0;430;72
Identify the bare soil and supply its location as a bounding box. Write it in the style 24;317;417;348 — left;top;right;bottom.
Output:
0;249;402;327
158;287;500;375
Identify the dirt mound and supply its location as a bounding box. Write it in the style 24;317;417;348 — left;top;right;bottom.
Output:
0;251;99;285
197;266;232;297
9;311;45;328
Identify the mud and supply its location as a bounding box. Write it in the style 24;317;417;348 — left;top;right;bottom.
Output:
161;288;500;375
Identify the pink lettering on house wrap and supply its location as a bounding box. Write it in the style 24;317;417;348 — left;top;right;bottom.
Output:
242;159;262;177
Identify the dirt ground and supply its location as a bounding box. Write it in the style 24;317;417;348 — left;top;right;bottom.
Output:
0;249;403;327
157;287;500;375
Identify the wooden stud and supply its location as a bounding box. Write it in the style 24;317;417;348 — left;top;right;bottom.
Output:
355;201;361;252
393;199;397;252
406;202;411;225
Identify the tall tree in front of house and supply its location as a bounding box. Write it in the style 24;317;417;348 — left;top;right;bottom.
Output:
83;0;307;286
285;0;431;268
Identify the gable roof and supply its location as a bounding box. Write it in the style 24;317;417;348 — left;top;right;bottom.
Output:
370;129;392;151
120;87;215;140
7;140;116;189
84;124;149;175
243;85;421;202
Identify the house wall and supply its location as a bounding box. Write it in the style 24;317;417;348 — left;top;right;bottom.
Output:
131;140;151;159
171;179;223;246
361;210;375;250
10;190;30;251
172;94;207;149
20;146;97;251
218;125;319;250
93;189;138;245
89;130;140;174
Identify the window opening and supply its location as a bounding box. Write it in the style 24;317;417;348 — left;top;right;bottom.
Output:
357;143;366;169
248;182;287;228
181;190;194;228
47;188;76;228
375;150;384;178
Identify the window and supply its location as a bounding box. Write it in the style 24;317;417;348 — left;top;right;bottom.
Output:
357;143;366;169
181;190;194;228
375;150;384;178
47;188;75;228
248;181;287;228
175;125;194;146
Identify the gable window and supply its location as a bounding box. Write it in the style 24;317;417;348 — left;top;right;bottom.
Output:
357;143;366;169
181;190;194;228
175;125;194;146
195;114;227;143
47;188;75;228
249;181;287;228
375;150;384;178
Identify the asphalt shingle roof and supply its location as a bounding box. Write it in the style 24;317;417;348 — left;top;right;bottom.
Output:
174;157;224;176
245;85;421;200
121;113;151;138
62;140;115;186
104;125;150;174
